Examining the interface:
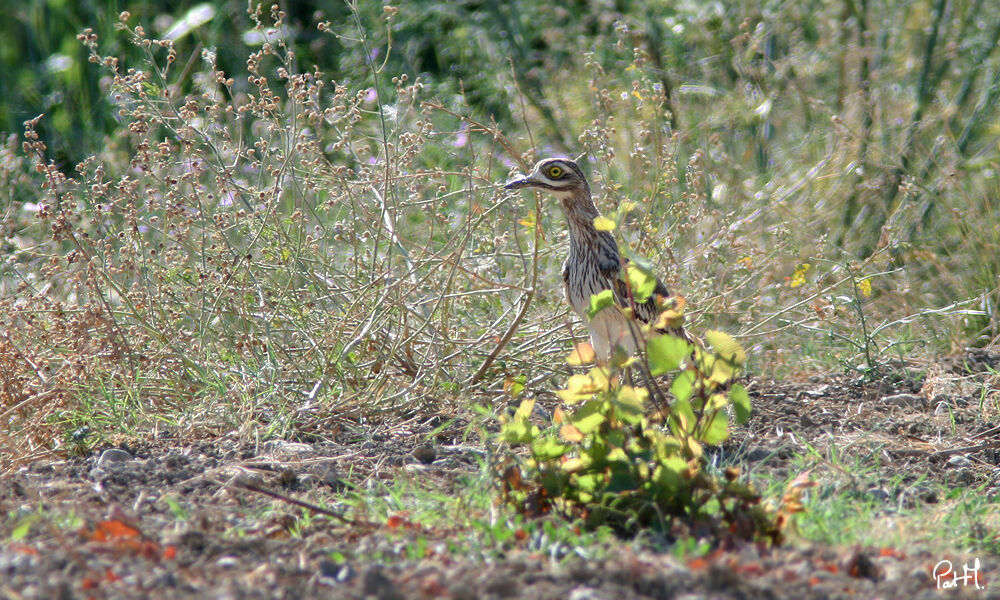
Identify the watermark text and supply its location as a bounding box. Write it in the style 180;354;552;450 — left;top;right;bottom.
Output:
934;558;983;590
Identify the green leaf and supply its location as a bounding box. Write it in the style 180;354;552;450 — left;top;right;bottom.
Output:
706;393;728;411
540;470;570;496
501;398;538;444
593;216;616;231
571;400;607;433
606;464;639;492
605;429;626;451
11;518;31;541
704;330;747;366
500;418;529;444
587;289;614;319
626;262;657;303
730;383;751;424
701;409;729;445
647;334;691;375
504;374;526;397
670;369;695;403
611;385;646;424
582;440;610;468
668;399;696;436
574;472;604;493
514;397;536;420
653;455;688;488
586;367;612;391
709;356;736;386
557;373;599;404
654;434;684;460
532;436;569;461
659;454;688;475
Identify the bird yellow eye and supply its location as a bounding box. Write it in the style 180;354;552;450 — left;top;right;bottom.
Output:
548;165;563;178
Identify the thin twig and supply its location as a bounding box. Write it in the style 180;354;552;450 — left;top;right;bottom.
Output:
228;479;363;526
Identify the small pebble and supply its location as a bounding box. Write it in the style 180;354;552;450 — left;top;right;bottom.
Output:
882;393;923;408
951;467;976;485
865;487;890;503
946;454;972;469
97;448;133;468
276;467;298;486
413;444;437;464
568;587;604;600
802;385;829;397
363;567;403;600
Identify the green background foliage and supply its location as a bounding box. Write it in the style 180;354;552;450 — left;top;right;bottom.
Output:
6;0;999;307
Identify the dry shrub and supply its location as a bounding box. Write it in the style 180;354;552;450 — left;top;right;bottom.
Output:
0;7;547;467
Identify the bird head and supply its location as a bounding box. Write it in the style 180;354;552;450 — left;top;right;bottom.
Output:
504;158;590;199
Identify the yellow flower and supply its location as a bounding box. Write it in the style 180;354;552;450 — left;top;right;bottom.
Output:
789;263;810;288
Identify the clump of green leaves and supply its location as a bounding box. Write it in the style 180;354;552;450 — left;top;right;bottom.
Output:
498;303;778;542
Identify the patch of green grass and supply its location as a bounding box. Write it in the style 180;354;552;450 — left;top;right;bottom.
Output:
4;505;84;544
751;450;1000;556
299;461;739;567
289;464;625;564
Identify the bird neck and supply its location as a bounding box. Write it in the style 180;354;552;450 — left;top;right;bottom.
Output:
561;188;616;257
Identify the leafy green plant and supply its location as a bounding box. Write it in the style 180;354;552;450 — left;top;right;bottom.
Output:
498;301;777;542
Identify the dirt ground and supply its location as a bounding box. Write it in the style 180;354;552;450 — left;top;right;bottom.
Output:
2;354;999;599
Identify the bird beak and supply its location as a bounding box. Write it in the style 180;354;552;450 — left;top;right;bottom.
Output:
504;174;535;190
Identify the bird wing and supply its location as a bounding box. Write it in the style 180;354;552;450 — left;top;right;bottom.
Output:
603;258;689;340
610;268;667;324
596;255;664;321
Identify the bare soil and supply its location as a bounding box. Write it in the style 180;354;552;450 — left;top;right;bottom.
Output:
2;356;999;599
